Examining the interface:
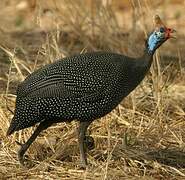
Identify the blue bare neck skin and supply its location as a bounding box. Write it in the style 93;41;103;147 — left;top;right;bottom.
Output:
147;31;159;55
139;32;157;67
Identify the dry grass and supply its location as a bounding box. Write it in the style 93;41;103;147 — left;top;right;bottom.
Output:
0;0;185;179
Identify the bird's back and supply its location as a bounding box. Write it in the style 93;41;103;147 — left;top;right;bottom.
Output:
17;52;131;98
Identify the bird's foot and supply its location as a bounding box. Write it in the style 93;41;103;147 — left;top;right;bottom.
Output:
16;141;32;167
78;165;87;170
84;136;95;151
78;159;88;170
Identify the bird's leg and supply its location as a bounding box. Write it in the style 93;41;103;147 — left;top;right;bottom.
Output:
78;121;92;168
17;121;52;166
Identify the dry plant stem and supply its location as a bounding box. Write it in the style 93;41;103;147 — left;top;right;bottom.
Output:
5;60;14;114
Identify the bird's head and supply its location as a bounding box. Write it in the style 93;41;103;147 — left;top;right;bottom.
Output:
147;15;176;54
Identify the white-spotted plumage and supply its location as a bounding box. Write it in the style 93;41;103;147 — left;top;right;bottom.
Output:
7;52;150;134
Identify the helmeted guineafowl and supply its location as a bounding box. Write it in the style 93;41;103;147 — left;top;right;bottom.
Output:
7;15;175;168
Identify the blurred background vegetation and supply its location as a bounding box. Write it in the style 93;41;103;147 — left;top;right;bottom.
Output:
0;0;184;91
0;0;185;179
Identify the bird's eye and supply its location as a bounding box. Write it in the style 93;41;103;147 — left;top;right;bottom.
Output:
155;30;165;39
155;31;162;37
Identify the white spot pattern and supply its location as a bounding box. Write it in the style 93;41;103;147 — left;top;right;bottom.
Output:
8;51;151;132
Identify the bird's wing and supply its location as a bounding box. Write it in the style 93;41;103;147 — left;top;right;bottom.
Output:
17;72;112;99
17;58;119;99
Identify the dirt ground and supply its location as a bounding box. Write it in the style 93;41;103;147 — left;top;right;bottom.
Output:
0;0;185;179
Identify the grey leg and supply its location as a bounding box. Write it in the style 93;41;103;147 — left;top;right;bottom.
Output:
17;120;52;166
78;121;92;168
